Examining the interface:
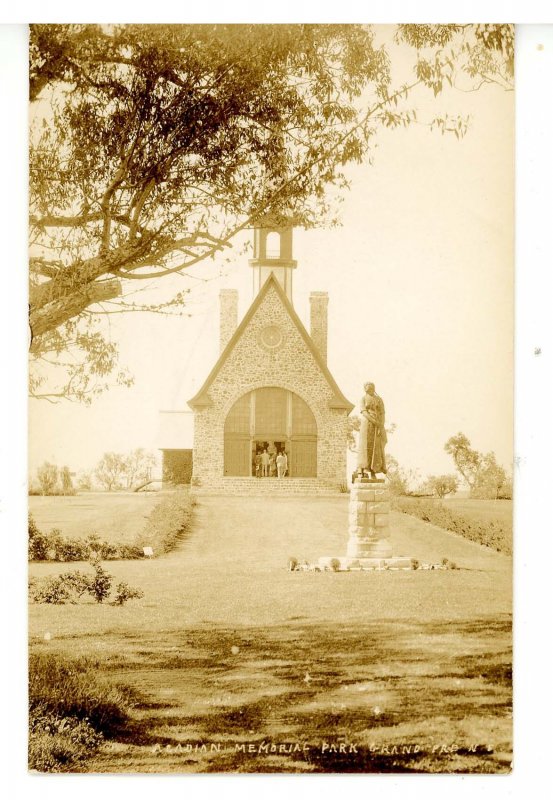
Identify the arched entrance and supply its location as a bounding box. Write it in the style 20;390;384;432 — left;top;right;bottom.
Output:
224;388;317;477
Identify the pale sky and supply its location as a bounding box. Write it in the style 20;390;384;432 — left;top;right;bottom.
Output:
28;29;514;483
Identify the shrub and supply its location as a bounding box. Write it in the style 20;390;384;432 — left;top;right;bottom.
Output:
28;652;136;771
54;537;89;562
60;570;92;599
427;474;459;498
31;576;73;605
330;558;341;572
28;514;49;561
410;558;420;570
137;490;194;555
113;582;144;605
29;712;103;772
29;528;148;563
392;497;512;555
115;543;145;559
87;559;112;603
288;556;298;571
30;563;144;606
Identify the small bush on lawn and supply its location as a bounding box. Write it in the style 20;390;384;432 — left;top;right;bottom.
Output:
330;558;341;572
113;581;145;605
30;562;143;605
29;652;135;771
32;575;73;605
391;497;512;555
137;489;194;555
87;559;112;603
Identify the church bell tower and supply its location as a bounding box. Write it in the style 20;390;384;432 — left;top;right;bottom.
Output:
249;218;297;303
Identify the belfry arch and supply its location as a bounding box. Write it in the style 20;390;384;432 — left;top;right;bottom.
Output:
224;387;317;477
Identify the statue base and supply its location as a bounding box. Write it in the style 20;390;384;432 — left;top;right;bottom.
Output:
352;473;386;484
318;479;414;571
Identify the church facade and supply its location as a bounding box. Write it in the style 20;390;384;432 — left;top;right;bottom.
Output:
161;222;353;492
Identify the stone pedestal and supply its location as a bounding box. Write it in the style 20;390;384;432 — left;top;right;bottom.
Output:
318;479;413;571
346;481;393;558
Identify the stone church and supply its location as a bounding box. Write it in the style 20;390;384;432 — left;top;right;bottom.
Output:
160;221;353;492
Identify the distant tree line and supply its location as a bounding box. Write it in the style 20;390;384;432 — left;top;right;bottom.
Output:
349;418;512;500
444;433;512;500
31;448;157;494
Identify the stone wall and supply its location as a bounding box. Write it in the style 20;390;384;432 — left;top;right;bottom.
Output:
192;282;350;489
309;291;328;363
219;289;238;353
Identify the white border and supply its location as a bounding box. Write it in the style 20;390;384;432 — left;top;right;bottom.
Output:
2;12;553;800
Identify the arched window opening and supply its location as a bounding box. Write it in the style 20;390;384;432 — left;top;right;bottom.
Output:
265;231;281;259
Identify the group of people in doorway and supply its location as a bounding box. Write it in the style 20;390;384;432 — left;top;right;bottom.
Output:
254;442;288;478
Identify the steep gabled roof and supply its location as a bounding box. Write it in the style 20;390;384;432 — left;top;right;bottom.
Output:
188;273;353;412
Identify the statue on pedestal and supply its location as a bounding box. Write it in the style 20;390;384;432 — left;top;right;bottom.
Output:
356;382;387;480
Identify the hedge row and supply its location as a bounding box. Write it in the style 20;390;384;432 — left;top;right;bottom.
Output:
28;520;143;562
29;489;195;562
136;490;195;555
391;497;512;555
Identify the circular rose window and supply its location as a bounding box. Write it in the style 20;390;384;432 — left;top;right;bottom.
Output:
259;324;284;351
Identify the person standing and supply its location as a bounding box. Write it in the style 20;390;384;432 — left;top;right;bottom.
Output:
276;451;286;479
261;448;270;477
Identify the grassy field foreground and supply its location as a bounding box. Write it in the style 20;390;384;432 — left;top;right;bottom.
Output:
28;494;512;774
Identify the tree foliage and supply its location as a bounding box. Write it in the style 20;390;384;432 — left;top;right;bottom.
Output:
94;448;156;491
36;461;59;495
444;432;510;499
29;23;514;401
385;454;419;496
94;452;127;491
60;465;74;494
123;448;156;489
426;473;459;498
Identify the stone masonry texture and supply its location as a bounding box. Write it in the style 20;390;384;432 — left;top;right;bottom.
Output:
309;291;328;364
219;289;238;353
192;283;350;489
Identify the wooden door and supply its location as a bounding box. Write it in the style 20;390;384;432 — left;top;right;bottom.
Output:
224;435;251;476
290;437;317;477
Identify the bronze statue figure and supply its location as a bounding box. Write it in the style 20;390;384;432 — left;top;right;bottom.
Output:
356;382;387;480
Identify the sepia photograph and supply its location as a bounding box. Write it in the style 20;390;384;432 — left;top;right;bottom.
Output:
24;20;517;776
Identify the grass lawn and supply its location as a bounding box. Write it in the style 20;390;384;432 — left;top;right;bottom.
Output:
442;498;513;531
29;491;168;544
28;495;512;774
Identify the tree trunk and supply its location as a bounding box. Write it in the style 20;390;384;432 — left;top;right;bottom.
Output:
29;278;122;341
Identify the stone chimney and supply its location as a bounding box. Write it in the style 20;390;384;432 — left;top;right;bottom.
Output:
309;291;328;363
220;289;238;353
